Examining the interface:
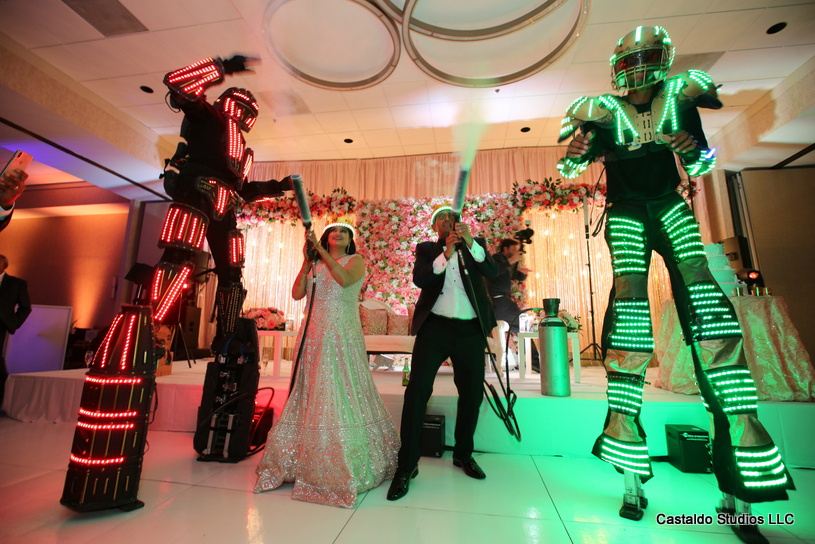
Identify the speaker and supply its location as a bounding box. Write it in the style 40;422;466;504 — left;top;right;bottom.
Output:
420;414;445;457
666;424;712;473
193;318;259;462
178;305;201;351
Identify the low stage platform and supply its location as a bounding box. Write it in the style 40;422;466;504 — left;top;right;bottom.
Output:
4;360;813;468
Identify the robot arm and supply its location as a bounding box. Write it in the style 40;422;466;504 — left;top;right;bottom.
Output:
674;98;717;177
236;176;294;203
164;58;227;103
557;96;613;179
163;55;252;104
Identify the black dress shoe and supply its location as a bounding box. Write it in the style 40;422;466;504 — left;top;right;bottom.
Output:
386;466;418;501
452;457;486;479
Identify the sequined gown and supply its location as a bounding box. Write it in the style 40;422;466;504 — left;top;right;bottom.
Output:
254;255;399;508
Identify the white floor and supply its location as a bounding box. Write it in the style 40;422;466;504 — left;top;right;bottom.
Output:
0;417;811;544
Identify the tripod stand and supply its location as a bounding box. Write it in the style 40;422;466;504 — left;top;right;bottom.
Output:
580;194;602;362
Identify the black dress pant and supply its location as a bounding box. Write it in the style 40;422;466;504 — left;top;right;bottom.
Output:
397;313;486;470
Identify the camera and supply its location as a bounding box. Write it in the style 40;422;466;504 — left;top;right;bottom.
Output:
515;220;534;253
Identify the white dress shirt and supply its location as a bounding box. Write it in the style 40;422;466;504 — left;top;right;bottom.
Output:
430;240;485;319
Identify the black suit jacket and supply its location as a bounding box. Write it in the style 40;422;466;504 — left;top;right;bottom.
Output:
411;237;498;337
0;274;31;333
0;210;11;232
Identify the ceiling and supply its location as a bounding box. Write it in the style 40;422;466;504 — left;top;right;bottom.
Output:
1;0;814;205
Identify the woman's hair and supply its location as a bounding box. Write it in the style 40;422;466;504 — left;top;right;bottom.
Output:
319;226;356;255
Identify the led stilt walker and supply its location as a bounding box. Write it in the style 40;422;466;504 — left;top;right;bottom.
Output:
63;55;294;510
557;26;793;544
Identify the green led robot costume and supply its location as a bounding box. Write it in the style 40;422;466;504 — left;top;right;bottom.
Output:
557;26;793;537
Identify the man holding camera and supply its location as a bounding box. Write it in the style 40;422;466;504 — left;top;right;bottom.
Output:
487;239;539;373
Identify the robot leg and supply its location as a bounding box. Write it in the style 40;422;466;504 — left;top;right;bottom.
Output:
594;213;655;519
151;203;209;324
660;201;792;504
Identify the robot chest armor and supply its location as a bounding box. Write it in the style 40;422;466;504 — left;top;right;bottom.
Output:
609;96;672;151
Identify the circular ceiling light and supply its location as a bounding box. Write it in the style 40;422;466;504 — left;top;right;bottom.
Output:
374;0;572;41
402;0;590;88
263;0;401;90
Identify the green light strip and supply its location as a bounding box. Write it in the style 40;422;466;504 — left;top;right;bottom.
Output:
735;446;788;488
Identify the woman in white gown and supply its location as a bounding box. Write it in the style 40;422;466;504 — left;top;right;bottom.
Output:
254;217;399;508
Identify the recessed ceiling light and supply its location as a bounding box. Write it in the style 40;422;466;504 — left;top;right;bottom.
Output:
140;86;154;94
520;127;531;133
344;138;353;144
767;22;787;34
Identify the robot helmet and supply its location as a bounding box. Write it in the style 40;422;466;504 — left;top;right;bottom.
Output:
214;87;259;132
610;26;675;91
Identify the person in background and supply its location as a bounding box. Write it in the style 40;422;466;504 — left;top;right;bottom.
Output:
486;238;539;373
0;168;27;232
0;254;32;406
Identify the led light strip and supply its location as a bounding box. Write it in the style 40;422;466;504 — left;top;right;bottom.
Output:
70;454;126;466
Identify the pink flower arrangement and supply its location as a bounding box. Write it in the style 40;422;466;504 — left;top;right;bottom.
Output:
244;307;286;331
236;188;358;227
355;194;525;314
510;178;606;214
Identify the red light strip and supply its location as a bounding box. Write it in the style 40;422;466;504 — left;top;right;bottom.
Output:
77;421;135;431
187;216;200;245
243;152;253;180
85;376;143;385
152;269;164;301
176;210;190;241
120;314;137;371
161;207;180;243
227;120;244;160
166;58;215;82
70;454;126;466
79;408;139;418
154;267;191;321
196;225;206;249
98;314;123;369
216;186;228;216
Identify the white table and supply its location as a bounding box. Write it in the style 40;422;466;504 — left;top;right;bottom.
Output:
257;330;298;376
517;331;581;383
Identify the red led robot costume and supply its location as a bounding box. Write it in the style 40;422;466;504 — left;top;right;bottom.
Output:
157;55;290;342
61;56;290;511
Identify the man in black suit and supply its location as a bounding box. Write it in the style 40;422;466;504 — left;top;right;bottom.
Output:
486;238;540;372
0;254;32;406
387;203;498;501
0;167;28;232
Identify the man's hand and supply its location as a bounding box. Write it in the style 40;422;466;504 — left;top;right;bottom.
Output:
566;130;595;159
518;266;532;275
508;251;523;265
454;222;473;247
664;131;697;155
444;231;462;259
0;169;27;209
